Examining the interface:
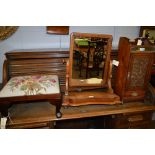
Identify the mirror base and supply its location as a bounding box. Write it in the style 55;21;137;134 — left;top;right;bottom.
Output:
63;91;121;106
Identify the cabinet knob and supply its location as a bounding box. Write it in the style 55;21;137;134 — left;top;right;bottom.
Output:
131;92;138;97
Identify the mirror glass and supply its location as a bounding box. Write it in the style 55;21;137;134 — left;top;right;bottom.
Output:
69;33;112;87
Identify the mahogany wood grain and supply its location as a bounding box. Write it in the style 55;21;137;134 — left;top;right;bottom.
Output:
63;91;121;106
69;32;113;88
6;101;155;128
114;37;131;100
115;37;155;102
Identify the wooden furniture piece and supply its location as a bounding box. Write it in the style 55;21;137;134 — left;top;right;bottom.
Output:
63;32;121;106
6;101;155;129
6;102;56;129
0;75;62;118
0;49;69;118
0;49;154;129
115;37;155;102
47;26;69;35
104;111;154;129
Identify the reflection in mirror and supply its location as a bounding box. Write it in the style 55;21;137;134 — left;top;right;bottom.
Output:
69;32;112;88
73;37;108;80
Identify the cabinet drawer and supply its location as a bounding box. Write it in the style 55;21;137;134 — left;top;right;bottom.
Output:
7;121;54;129
106;111;153;129
124;90;145;102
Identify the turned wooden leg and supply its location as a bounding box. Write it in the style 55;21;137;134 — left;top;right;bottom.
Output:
0;105;9;117
49;100;62;118
56;101;62;118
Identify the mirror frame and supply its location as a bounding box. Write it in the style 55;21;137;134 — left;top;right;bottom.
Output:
139;26;155;44
69;32;113;88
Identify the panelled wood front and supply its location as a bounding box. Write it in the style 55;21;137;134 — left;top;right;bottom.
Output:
105;111;153;129
6;101;155;129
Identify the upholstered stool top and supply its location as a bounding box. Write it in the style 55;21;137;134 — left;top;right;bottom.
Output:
0;75;60;98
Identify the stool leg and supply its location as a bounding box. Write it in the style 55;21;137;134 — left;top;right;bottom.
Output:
56;101;62;118
49;100;62;118
0;105;9;117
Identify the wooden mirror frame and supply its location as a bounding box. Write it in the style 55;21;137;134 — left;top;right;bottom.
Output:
63;32;121;106
68;32;113;89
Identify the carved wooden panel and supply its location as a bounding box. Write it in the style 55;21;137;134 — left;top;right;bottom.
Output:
128;56;149;88
126;54;153;90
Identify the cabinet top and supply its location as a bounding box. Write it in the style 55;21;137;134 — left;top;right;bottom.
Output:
131;46;155;53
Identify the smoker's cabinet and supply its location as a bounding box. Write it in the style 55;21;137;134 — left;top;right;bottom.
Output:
115;37;155;102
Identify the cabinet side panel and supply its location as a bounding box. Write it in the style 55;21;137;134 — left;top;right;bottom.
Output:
114;37;130;100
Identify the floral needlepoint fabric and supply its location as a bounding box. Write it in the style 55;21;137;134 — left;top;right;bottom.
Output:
0;75;60;97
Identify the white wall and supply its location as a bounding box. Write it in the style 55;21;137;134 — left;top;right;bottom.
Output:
0;26;140;82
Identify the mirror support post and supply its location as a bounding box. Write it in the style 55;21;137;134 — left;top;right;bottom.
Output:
65;60;69;96
107;60;113;93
